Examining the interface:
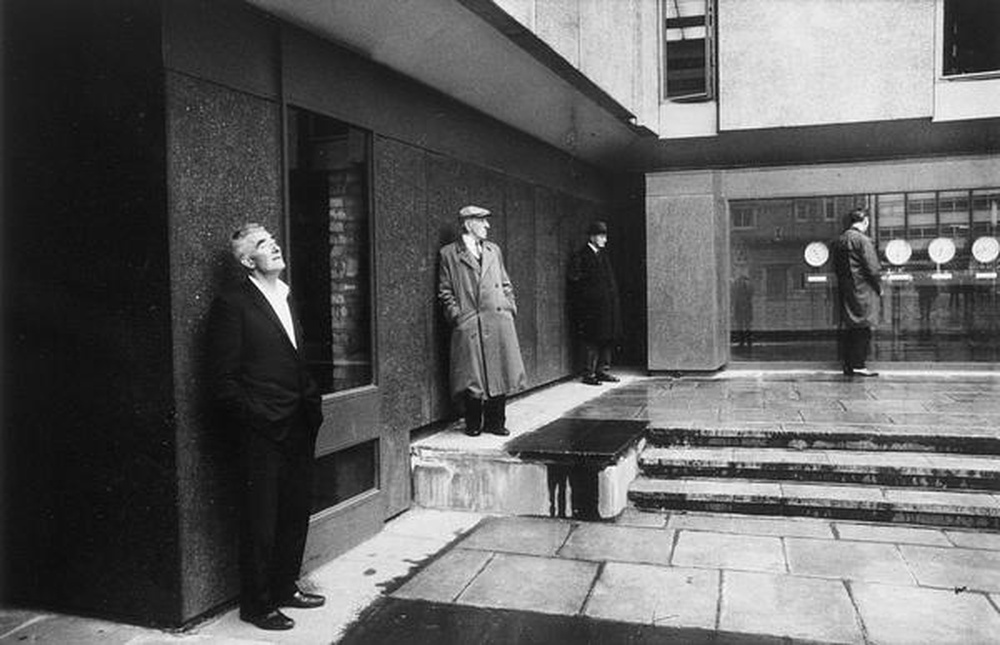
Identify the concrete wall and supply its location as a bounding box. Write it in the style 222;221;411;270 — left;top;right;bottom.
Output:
646;171;728;371
718;0;934;130
493;0;660;132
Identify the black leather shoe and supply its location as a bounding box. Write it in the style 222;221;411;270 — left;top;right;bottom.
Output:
487;426;510;436
596;372;620;383
465;426;482;436
281;589;326;609
582;375;601;385
241;609;295;630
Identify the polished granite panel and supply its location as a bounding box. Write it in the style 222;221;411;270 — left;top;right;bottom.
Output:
166;71;284;618
534;186;567;384
505;179;538;382
375;137;431;436
506;418;649;466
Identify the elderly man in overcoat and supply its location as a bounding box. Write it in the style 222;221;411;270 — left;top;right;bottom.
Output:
438;205;527;436
568;220;622;385
832;207;883;377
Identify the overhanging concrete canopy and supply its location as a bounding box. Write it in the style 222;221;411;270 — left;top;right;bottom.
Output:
244;0;651;169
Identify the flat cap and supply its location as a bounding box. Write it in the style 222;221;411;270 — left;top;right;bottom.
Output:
458;205;491;219
588;220;608;235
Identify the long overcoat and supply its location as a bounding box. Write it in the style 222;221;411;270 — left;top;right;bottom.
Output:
567;244;622;342
438;239;527;400
831;228;883;328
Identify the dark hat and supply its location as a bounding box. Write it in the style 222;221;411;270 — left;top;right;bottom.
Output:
458;205;491;219
588;220;608;236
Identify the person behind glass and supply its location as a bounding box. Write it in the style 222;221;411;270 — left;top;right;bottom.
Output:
831;208;883;377
207;223;326;631
568;220;622;385
438;205;527;437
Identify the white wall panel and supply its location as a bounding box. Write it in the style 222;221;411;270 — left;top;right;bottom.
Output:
718;0;935;130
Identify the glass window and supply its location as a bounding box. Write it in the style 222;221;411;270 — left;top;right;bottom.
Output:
943;0;1000;77
731;204;755;229
663;0;715;101
731;189;1000;363
972;188;1000;237
311;439;378;513
939;190;970;242
287;107;373;394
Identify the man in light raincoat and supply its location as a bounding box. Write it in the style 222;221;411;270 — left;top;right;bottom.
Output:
438;205;527;436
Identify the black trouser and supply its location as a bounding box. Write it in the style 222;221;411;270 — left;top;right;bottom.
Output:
239;413;315;616
839;326;872;370
464;393;506;433
582;340;613;378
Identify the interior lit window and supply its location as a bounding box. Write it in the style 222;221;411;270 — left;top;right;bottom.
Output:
663;0;715;101
943;0;1000;76
287;107;374;394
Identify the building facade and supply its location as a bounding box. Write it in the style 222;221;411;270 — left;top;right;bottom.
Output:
2;0;998;629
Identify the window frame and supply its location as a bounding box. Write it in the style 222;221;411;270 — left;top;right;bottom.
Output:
661;0;717;102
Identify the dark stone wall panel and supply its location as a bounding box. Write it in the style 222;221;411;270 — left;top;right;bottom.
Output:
165;70;284;619
373;136;428;515
504;180;538;384
533;187;566;384
2;0;180;625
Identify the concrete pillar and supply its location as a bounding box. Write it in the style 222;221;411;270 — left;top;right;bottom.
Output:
646;171;729;371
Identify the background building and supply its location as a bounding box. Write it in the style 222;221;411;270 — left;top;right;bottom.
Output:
2;0;998;629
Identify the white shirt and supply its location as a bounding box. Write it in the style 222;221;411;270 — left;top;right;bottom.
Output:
248;275;298;349
463;233;484;260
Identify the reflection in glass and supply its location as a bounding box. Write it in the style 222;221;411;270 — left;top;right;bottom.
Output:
731;189;1000;363
287;107;373;393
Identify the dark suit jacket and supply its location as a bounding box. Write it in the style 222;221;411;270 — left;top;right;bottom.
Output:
567;244;622;342
208;277;322;442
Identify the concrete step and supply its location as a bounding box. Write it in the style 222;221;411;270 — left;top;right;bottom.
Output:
639;447;1000;490
628;476;1000;529
648;423;1000;455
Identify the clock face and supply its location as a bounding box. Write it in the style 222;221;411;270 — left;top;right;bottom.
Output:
884;239;912;266
972;236;1000;264
927;237;956;265
803;242;829;268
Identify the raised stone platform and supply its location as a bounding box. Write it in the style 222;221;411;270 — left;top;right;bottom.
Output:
411;374;647;519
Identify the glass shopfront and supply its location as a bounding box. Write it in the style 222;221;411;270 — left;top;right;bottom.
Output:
730;188;1000;363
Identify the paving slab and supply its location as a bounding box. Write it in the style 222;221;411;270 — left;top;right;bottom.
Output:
613;506;668;528
720;571;864;644
0;614;154;645
666;512;835;539
883;488;1000;514
456;516;572;556
583;562;718;629
898;544;1000;592
557;523;674;566
851;582;1000;645
392;548;493;603
380;508;484;541
456;553;598;615
944;529;1000;550
785;537;914;584
672;531;786;573
834;522;951;546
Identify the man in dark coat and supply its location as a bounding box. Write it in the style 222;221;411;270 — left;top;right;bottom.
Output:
568;220;622;385
438;205;527;436
208;223;326;631
831;208;883;377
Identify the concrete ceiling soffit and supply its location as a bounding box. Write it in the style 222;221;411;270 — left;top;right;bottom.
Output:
244;0;651;168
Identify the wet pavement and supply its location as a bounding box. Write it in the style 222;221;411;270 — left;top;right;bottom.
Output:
4;369;1000;644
